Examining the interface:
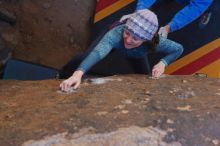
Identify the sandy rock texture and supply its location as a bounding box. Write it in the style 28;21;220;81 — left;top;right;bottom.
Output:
0;75;220;146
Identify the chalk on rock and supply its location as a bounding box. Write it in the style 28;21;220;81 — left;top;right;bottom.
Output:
57;87;77;94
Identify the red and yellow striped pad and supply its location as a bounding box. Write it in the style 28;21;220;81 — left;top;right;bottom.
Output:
94;0;135;23
165;38;220;77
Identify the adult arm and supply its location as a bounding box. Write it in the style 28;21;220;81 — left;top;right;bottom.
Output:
168;0;212;32
136;0;156;10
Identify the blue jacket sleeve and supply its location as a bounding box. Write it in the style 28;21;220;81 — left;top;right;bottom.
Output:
136;0;156;10
169;0;212;32
156;37;184;66
76;26;123;73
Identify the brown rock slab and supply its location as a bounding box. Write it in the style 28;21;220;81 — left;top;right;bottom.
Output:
0;75;220;146
0;8;16;25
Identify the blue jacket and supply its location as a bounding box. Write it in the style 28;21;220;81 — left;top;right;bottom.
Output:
136;0;213;32
77;24;183;73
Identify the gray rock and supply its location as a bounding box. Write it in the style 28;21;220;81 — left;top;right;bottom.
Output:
0;8;16;25
42;3;51;9
22;126;182;146
0;47;12;64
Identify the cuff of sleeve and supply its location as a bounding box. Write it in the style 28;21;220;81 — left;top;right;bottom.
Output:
168;22;176;32
135;9;143;12
160;59;168;66
76;68;86;74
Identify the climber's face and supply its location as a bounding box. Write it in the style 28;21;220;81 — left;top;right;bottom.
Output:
123;29;144;49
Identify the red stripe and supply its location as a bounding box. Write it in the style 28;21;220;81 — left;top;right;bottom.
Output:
96;0;119;13
172;47;220;75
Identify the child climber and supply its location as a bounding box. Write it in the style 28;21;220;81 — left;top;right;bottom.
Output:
60;9;184;92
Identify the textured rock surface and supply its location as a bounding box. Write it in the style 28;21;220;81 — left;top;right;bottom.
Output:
0;0;95;68
0;75;220;146
23;126;182;146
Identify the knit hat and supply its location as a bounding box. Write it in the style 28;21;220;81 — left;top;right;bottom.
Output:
125;9;159;41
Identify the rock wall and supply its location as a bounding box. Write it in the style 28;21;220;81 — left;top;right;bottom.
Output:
0;0;95;69
0;75;220;146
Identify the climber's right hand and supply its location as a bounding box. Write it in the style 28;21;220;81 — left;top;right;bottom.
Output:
59;70;84;92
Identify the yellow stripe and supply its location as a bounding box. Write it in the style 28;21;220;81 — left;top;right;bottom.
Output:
196;59;220;78
165;38;220;74
94;0;135;23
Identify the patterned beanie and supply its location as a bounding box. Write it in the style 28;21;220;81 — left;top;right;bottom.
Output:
125;9;159;41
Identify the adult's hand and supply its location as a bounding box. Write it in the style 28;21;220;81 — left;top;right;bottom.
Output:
120;13;132;22
60;70;84;92
158;25;170;38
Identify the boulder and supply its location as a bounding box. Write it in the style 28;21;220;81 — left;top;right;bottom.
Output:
0;75;220;146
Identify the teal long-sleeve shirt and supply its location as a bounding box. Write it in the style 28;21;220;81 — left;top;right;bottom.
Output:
136;0;212;32
77;24;183;73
